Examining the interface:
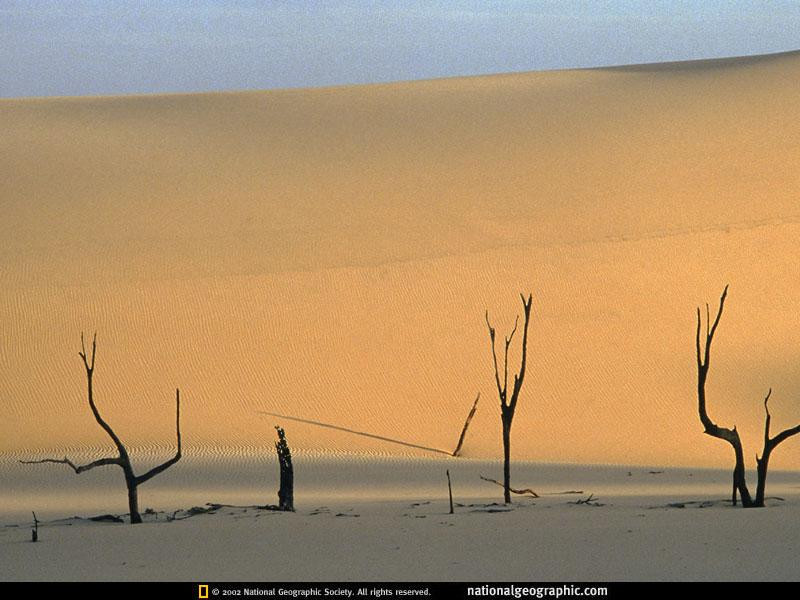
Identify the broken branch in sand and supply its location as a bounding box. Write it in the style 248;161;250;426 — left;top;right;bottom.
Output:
479;475;539;498
569;494;604;507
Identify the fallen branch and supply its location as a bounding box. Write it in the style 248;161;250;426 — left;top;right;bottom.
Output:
480;475;539;498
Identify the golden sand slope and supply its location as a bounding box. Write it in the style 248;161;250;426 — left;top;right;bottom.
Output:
2;51;800;468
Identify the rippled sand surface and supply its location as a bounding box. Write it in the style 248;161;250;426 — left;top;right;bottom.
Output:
3;51;800;475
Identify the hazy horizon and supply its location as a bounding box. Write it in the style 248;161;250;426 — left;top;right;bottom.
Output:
3;1;800;98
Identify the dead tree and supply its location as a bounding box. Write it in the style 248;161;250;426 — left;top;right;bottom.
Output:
696;286;800;507
274;425;294;511
21;334;182;524
485;293;533;504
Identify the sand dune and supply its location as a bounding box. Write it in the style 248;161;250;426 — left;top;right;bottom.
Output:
2;50;800;470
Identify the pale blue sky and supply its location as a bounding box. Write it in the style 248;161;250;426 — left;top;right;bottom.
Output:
2;1;800;98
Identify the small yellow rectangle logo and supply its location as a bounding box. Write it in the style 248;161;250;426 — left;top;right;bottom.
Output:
199;585;209;599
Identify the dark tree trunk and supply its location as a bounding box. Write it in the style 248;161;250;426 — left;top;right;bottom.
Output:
755;450;770;508
732;445;752;507
502;417;512;504
275;426;294;512
125;470;142;524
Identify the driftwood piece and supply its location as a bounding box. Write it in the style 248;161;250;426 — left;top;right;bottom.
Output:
480;474;539;498
452;393;480;457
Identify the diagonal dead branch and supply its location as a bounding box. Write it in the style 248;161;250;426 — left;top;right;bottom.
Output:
452;392;480;457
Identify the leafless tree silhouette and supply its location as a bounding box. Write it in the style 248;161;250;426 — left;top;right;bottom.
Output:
696;286;800;507
485;293;533;504
21;334;182;524
274;425;294;511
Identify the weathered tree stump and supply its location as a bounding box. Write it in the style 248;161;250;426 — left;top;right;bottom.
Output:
274;426;294;512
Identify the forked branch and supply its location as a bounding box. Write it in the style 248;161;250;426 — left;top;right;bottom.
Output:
760;389;800;454
485;292;534;505
695;285;737;441
485;294;533;413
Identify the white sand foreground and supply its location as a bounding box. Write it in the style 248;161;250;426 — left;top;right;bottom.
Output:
3;492;800;581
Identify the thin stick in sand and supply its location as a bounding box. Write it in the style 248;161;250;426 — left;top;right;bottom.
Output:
258;411;452;456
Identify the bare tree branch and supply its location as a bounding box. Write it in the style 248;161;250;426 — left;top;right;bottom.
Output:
135;389;182;485
76;332;129;463
695;285;752;506
20;456;121;473
762;388;773;447
503;316;518;397
509;294;533;414
485;310;504;402
766;391;800;449
696;285;733;438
